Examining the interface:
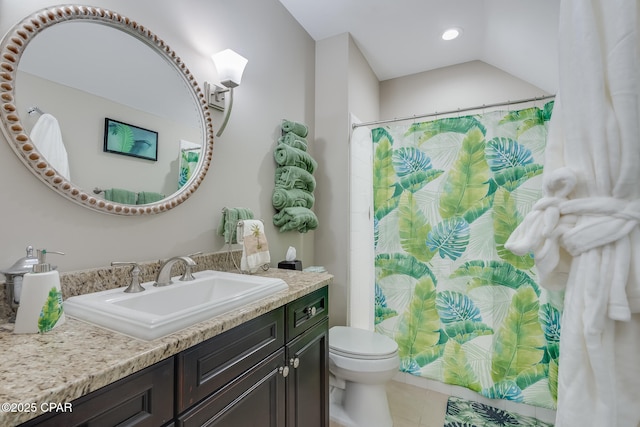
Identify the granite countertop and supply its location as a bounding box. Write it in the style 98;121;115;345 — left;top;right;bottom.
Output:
0;268;332;425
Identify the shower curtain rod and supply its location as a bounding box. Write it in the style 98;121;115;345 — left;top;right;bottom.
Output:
352;94;556;129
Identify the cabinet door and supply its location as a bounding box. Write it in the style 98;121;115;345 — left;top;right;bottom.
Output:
177;349;286;427
286;319;329;427
20;358;174;427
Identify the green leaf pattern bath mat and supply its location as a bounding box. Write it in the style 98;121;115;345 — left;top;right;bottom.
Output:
445;396;553;427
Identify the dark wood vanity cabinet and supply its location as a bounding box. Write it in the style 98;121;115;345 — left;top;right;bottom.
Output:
19;286;328;427
177;285;329;427
285;287;330;427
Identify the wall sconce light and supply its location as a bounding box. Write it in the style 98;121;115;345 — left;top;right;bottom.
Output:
205;49;248;137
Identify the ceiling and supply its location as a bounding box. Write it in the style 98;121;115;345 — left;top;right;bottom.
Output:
278;0;561;93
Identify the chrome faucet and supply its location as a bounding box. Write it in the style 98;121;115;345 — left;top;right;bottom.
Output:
154;256;197;287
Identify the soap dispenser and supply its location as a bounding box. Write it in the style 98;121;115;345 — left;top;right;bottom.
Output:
0;245;40;321
13;249;65;334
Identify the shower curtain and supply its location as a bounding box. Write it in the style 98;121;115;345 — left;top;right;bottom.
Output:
178;149;200;188
372;102;560;409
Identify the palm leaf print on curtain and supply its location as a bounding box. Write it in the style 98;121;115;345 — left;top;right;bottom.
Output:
373;101;562;409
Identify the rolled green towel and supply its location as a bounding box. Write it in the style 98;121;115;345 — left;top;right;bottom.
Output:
103;188;137;204
217;207;254;244
272;188;315;210
273;207;319;233
279;132;308;151
275;166;316;192
136;191;165;204
274;143;317;173
281;119;308;138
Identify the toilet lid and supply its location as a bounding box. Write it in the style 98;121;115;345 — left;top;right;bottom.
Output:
329;326;398;360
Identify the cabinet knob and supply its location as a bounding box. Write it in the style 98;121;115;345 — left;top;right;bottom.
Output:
279;366;290;378
305;306;317;318
290;357;300;368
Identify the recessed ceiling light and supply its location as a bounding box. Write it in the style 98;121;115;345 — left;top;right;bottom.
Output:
442;28;462;41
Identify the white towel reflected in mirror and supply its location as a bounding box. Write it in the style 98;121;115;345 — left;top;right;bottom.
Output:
29;113;71;181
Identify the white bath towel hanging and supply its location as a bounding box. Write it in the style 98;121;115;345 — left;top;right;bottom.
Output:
237;219;270;273
29;113;70;181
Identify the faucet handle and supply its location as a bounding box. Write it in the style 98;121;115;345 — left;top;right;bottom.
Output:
179;261;196;282
179;268;195;282
178;253;200;281
111;262;145;293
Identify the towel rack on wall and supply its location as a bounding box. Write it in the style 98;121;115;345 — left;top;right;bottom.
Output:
222;207;241;273
220;207;262;223
27;106;45;116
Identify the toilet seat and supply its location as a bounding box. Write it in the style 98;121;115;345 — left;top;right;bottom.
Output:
329;326;398;360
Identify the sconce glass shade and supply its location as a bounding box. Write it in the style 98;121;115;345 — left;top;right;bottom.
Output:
211;49;248;88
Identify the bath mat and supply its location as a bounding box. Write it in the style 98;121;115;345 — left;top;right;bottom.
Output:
444;396;554;427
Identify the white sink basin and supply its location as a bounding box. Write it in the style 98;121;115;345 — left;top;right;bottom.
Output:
64;270;288;340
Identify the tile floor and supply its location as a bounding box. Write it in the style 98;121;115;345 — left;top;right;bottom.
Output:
330;380;449;427
330;374;557;427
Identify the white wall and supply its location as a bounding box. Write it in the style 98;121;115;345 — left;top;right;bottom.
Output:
346;37;380;329
349;122;375;330
0;0;316;272
314;33;380;327
380;60;552;120
314;34;350;326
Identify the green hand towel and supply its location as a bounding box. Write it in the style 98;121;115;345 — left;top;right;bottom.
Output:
274;166;316;192
274;143;317;173
217;207;254;244
136;192;165;204
281;119;308;138
280;132;308;151
103;188;137;204
273;207;319;233
272;188;315;210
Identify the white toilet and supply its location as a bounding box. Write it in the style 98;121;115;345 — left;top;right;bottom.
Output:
329;326;400;427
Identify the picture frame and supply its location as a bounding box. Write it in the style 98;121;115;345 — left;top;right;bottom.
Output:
103;118;158;161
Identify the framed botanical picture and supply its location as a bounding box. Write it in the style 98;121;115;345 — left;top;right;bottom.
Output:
103;118;158;161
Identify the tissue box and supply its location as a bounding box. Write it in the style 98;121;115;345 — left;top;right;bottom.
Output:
278;260;302;271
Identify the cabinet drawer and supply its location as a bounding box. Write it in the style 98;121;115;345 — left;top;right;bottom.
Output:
176;307;284;413
177;349;286;427
21;358;174;427
286;286;328;341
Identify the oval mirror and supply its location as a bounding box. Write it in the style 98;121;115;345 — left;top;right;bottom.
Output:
0;5;214;215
